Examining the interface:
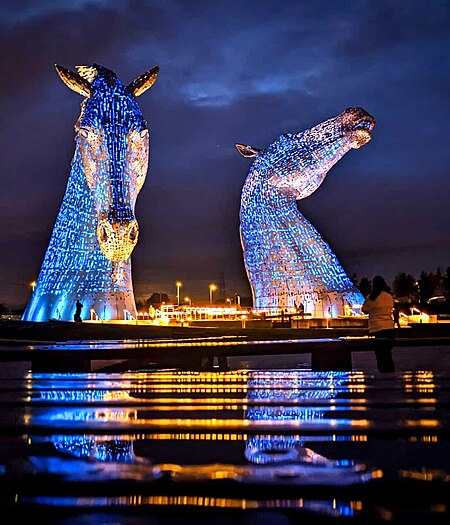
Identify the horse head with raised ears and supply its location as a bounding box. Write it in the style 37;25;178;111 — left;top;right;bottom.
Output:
55;63;159;262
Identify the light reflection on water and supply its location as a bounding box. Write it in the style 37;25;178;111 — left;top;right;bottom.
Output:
21;494;360;517
12;369;444;518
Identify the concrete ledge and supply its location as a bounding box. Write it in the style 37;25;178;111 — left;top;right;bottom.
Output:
189;320;272;329
290;317;368;329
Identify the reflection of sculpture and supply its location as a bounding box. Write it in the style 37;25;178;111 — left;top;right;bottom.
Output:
22;64;159;321
25;369;379;517
245;371;353;463
32;371;372;486
237;108;375;316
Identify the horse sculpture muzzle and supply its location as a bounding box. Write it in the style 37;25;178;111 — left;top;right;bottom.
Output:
97;217;139;262
341;107;375;149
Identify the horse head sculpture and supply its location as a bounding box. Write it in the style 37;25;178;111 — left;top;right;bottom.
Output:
22;64;159;322
55;63;159;261
237;107;374;199
237;107;375;315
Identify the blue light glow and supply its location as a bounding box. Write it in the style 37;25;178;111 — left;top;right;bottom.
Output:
245;371;355;464
51;435;136;462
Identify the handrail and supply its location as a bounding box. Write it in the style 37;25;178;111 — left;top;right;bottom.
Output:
123;309;136;321
90;308;100;321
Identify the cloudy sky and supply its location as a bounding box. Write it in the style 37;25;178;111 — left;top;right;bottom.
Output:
1;0;449;307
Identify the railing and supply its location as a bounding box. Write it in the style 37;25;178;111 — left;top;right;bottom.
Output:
123;309;136;321
90;308;100;321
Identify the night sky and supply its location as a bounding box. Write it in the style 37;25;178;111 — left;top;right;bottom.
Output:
1;0;449;308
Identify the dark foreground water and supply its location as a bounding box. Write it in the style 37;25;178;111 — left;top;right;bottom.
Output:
0;347;449;524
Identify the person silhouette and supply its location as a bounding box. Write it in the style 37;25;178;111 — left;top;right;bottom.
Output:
362;276;395;373
392;302;401;329
298;302;305;318
74;299;83;323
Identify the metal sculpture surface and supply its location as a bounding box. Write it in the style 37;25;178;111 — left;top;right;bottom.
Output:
237;107;375;316
22;64;159;322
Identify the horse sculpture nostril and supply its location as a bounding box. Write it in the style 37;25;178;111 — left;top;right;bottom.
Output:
129;226;137;241
100;226;108;242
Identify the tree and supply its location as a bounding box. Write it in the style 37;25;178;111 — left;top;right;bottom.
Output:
444;267;450;300
0;304;7;317
358;277;372;298
135;300;147;312
136;293;171;312
148;292;170;305
417;271;434;303
433;267;445;297
392;272;417;302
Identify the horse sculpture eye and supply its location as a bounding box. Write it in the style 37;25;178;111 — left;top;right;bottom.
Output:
79;127;90;139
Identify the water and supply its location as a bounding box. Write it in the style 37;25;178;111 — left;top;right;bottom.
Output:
0;348;449;523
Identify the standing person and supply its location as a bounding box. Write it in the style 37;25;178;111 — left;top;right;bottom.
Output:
74;299;83;323
392;302;401;329
362;276;395;336
362;276;395;372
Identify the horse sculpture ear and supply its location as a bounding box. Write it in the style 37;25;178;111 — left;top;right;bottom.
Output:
127;65;160;97
55;65;91;98
235;144;261;158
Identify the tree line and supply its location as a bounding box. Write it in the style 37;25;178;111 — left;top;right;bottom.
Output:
351;266;450;303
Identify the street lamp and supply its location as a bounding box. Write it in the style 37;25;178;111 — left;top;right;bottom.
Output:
235;292;241;306
184;296;191;306
209;284;217;305
176;281;182;306
30;281;36;292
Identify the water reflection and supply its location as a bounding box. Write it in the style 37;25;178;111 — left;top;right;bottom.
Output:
52;435;138;463
16;369;386;519
2;367;445;523
245;371;357;470
20;494;362;518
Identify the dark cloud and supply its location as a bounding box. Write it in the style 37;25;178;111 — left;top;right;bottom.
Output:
337;0;450;57
1;0;450;307
0;1;170;99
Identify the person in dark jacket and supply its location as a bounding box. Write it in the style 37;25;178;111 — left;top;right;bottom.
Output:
74;299;83;323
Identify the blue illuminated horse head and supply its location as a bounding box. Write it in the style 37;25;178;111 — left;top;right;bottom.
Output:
55;63;159;261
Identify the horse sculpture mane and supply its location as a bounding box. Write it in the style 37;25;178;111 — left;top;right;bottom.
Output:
22;63;159;322
237;107;375;317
